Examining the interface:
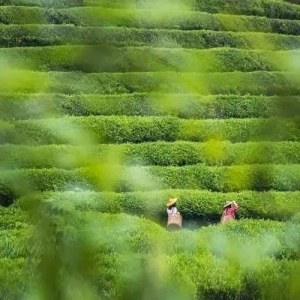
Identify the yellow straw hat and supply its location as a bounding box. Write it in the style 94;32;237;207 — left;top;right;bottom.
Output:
223;201;233;208
167;198;177;207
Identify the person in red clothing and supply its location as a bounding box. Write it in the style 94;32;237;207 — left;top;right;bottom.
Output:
220;201;239;224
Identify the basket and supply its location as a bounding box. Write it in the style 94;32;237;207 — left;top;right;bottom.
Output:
167;213;182;230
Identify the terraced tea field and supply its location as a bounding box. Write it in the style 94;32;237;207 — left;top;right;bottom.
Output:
1;0;300;299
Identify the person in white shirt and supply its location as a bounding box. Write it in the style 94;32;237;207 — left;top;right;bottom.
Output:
166;197;182;230
166;198;180;216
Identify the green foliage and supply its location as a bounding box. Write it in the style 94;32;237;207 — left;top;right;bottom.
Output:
0;6;45;24
192;0;300;19
0;206;27;230
17;190;300;222
2;6;300;36
1;46;298;72
4;208;299;300
11;116;180;144
1;141;300;169
2;202;300;299
0;93;281;120
0;228;31;258
0;121;14;144
0;70;299;95
0;0;82;6
0;25;300;49
79;0;300;20
285;0;300;4
50;7;300;35
1;0;300;299
180;118;300;142
1;165;300;204
0;0;40;5
1;205;300;299
2;93;300;120
0;258;27;300
1;116;300;144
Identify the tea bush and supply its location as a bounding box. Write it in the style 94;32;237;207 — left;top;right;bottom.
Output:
17;190;300;221
0;25;300;49
1;141;300;169
1;46;298;72
2;164;300;195
2;93;300;120
1;116;299;144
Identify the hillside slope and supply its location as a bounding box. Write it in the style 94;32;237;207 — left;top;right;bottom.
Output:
1;1;300;299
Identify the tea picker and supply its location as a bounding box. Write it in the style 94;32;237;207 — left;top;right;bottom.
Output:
166;198;182;230
220;200;239;224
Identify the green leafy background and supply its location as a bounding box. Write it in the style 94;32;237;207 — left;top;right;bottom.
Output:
1;0;300;299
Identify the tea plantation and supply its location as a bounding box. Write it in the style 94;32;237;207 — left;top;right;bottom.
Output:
1;0;300;299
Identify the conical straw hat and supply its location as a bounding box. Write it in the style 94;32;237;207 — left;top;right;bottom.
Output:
223;201;232;208
167;198;177;207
